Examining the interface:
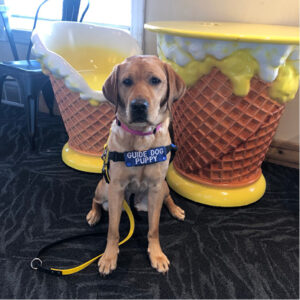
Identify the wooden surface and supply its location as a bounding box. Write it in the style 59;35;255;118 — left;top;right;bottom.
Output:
266;139;299;169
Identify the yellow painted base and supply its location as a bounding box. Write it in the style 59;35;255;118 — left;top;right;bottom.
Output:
62;143;103;173
166;163;266;207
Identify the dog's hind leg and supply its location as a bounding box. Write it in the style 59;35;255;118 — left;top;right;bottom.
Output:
86;180;107;226
163;181;185;221
86;199;102;226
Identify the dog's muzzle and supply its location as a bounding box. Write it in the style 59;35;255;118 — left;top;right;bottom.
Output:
130;99;149;123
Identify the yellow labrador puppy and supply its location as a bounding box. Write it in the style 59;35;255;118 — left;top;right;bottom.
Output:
86;55;186;275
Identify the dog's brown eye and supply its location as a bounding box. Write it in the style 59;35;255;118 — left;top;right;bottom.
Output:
122;78;133;87
150;77;161;85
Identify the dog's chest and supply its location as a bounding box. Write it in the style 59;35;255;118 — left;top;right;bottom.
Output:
126;175;149;193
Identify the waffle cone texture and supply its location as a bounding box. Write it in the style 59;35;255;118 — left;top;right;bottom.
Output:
172;68;285;187
50;75;115;156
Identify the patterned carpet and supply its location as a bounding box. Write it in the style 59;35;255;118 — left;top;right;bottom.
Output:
0;103;298;299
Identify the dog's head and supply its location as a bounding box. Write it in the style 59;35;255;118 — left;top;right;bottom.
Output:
102;55;186;126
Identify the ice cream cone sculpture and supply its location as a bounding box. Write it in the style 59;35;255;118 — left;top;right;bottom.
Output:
49;75;115;155
145;21;299;207
32;22;141;172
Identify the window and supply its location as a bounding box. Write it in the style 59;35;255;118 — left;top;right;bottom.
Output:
3;0;144;47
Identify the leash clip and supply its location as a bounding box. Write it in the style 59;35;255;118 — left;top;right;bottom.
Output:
101;144;108;160
101;146;111;184
30;257;42;270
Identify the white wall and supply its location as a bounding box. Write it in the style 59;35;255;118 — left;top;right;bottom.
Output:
144;0;299;145
0;12;30;60
144;0;299;54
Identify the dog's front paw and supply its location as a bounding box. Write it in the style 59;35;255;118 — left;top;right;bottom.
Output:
98;251;118;275
148;248;170;273
86;209;101;226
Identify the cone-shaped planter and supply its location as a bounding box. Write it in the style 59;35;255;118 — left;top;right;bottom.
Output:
145;21;299;207
32;22;141;172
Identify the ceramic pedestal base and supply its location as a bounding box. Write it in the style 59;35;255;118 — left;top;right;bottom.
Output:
62;143;103;173
166;163;266;207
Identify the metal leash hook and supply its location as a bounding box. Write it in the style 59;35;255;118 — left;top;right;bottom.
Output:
30;258;43;270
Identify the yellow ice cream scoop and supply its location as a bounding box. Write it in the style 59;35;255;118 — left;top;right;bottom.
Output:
269;60;299;103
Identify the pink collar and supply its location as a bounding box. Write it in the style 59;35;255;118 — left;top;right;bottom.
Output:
116;118;161;136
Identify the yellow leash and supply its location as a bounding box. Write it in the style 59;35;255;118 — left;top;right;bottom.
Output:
52;201;134;275
31;200;135;276
31;131;136;276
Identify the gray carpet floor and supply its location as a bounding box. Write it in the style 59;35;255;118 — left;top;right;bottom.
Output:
0;104;298;299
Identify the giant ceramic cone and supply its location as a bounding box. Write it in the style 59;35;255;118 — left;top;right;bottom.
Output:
50;75;115;156
172;68;285;186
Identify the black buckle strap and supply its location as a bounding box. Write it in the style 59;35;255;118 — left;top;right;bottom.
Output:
108;151;125;162
38;266;63;276
165;143;177;154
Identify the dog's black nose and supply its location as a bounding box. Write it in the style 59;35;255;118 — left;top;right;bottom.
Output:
130;99;149;111
130;99;149;122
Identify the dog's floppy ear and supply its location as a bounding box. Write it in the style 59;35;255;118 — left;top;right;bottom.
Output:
102;65;120;107
164;62;186;109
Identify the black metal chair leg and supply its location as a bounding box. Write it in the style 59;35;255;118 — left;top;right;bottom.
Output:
23;94;39;151
28;95;39;150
